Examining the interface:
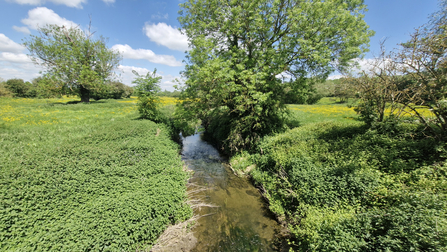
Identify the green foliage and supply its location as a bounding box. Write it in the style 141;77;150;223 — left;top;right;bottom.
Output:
31;75;67;98
282;78;323;105
157;89;181;98
5;78;35;98
23;24;121;102
133;69;163;122
0;80;12;97
178;0;374;153
90;81;133;100
242;121;446;251
0;101;191;251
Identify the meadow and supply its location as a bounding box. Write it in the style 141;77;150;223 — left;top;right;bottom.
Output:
0;96;189;251
2;96;446;251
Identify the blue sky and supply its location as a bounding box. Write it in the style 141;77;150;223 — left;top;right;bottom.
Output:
0;0;441;90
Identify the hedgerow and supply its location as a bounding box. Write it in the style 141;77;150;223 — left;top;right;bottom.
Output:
0;116;191;251
240;121;447;251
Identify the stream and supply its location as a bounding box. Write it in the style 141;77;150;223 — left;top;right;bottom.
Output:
181;133;285;251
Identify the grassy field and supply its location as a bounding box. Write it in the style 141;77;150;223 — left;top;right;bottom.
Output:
2;96;445;251
286;97;358;127
0;97;190;251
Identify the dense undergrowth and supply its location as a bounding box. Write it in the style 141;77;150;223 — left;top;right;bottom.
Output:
231;109;447;251
0;98;191;251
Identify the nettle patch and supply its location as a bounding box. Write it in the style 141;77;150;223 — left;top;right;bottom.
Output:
0;120;191;251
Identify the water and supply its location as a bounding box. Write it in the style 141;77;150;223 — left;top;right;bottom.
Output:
181;133;284;252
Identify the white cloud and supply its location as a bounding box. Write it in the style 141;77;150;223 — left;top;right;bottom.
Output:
111;44;183;67
7;0;87;8
0;52;32;64
102;0;115;4
117;65;181;91
0;55;43;81
21;7;78;30
13;26;31;34
0;34;26;53
0;34;42;81
143;23;189;52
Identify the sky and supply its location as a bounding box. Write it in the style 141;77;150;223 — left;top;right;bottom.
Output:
0;0;441;90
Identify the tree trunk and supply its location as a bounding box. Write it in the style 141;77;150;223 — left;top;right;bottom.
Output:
80;85;90;103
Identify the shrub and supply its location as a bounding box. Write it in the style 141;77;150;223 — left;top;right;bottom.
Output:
5;78;35;98
90;81;133;100
132;69;163;122
246;121;446;251
0;80;12;97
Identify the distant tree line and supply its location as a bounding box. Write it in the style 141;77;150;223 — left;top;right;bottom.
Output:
0;77;133;100
157;89;181;98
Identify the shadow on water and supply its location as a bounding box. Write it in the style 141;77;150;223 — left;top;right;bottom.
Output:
182;133;287;251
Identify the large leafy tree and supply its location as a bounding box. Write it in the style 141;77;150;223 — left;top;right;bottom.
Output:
178;0;374;152
24;24;121;102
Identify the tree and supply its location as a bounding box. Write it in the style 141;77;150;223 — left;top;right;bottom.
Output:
132;69;162;121
0;77;12;97
343;42;408;125
5;78;35;98
24;24;121;102
395;25;447;137
178;0;374;152
343;1;447;138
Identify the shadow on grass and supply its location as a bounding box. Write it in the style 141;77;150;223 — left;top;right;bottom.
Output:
316;123;368;140
48;100;108;105
285;118;301;129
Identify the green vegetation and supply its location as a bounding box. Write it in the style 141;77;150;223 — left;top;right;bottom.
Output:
178;0;373;153
0;78;11;97
2;1;446;251
157;89;181;98
4;78;35;98
23;24;122;103
0;98;191;251
133;68;163;122
343;6;447;138
1;77;133;100
175;1;446;250
286;97;358;127
231;101;447;251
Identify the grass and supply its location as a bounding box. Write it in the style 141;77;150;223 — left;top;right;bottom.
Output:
287;98;358;126
0;97;191;251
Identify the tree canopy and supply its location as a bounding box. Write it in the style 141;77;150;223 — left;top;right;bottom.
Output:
24;24;121;102
178;0;374;152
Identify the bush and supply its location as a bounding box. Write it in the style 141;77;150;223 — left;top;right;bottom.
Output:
0;81;12;97
244;121;446;251
90;81;133;100
133;69;163;122
5;78;36;98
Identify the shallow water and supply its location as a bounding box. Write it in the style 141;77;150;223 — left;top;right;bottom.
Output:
182;133;283;251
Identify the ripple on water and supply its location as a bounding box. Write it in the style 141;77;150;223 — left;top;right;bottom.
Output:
182;133;284;251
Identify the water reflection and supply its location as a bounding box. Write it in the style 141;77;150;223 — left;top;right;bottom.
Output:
182;134;282;251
